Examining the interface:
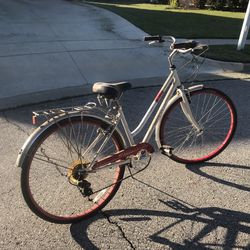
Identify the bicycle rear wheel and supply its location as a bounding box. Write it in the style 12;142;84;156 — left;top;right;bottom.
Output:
159;88;237;164
21;115;125;223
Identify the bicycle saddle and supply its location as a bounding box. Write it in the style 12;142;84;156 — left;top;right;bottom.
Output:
92;81;132;99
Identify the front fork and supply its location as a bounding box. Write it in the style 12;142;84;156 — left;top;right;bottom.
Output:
177;88;203;133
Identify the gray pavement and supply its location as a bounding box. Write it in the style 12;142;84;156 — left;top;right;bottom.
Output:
1;0;250;110
0;2;250;247
0;0;169;110
183;38;250;45
0;79;249;249
0;0;250;250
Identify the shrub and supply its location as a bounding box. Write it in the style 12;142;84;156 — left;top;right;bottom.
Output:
192;0;207;9
167;0;248;10
207;0;227;10
227;0;237;8
207;0;248;11
178;0;191;8
240;0;249;10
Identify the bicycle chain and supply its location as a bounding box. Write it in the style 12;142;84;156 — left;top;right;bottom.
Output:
79;157;152;198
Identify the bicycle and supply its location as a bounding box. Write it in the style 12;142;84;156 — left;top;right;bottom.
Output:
17;36;237;224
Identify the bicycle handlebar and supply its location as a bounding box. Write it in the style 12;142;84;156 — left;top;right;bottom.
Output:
144;35;208;53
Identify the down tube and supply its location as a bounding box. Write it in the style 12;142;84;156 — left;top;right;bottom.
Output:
142;82;177;143
132;72;175;137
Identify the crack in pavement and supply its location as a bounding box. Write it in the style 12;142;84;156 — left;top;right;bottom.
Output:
101;210;136;249
2;113;31;136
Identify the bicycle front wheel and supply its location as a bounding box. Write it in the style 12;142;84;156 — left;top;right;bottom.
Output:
159;88;237;164
21;115;125;223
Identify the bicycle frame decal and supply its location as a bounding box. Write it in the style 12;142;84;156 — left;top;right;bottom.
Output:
154;90;164;102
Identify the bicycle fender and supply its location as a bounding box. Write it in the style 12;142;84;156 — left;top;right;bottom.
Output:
154;84;204;148
16;112;126;168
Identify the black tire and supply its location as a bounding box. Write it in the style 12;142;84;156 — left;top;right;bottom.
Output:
159;88;237;164
21;115;125;223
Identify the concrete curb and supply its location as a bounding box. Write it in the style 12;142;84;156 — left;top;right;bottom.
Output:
2;71;250;112
0;76;166;111
205;57;250;73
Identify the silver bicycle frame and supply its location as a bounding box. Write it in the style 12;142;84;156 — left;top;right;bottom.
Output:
117;51;203;147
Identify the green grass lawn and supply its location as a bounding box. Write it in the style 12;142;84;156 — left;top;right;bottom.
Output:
82;0;249;62
83;0;247;39
205;45;250;63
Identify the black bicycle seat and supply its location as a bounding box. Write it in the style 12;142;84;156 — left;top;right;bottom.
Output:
92;81;132;99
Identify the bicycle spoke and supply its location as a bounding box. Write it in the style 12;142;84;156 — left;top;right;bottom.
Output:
160;88;236;163
22;116;125;223
33;156;68;168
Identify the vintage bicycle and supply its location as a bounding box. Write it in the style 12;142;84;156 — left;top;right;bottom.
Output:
17;36;237;223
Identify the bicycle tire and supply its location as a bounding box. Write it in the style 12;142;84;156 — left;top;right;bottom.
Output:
159;88;237;164
21;115;126;223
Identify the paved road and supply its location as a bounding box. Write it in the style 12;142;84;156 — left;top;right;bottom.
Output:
1;0;249;110
0;0;171;109
181;39;250;45
0;78;249;249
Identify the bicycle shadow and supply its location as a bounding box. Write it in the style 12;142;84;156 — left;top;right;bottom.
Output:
186;162;250;192
70;200;250;249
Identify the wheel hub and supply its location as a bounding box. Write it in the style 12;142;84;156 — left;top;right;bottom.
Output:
67;159;89;186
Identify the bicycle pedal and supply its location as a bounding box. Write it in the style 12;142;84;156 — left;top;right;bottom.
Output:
160;145;173;157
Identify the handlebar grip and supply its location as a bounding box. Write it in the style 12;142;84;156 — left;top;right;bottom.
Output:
172;40;198;50
144;35;165;43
